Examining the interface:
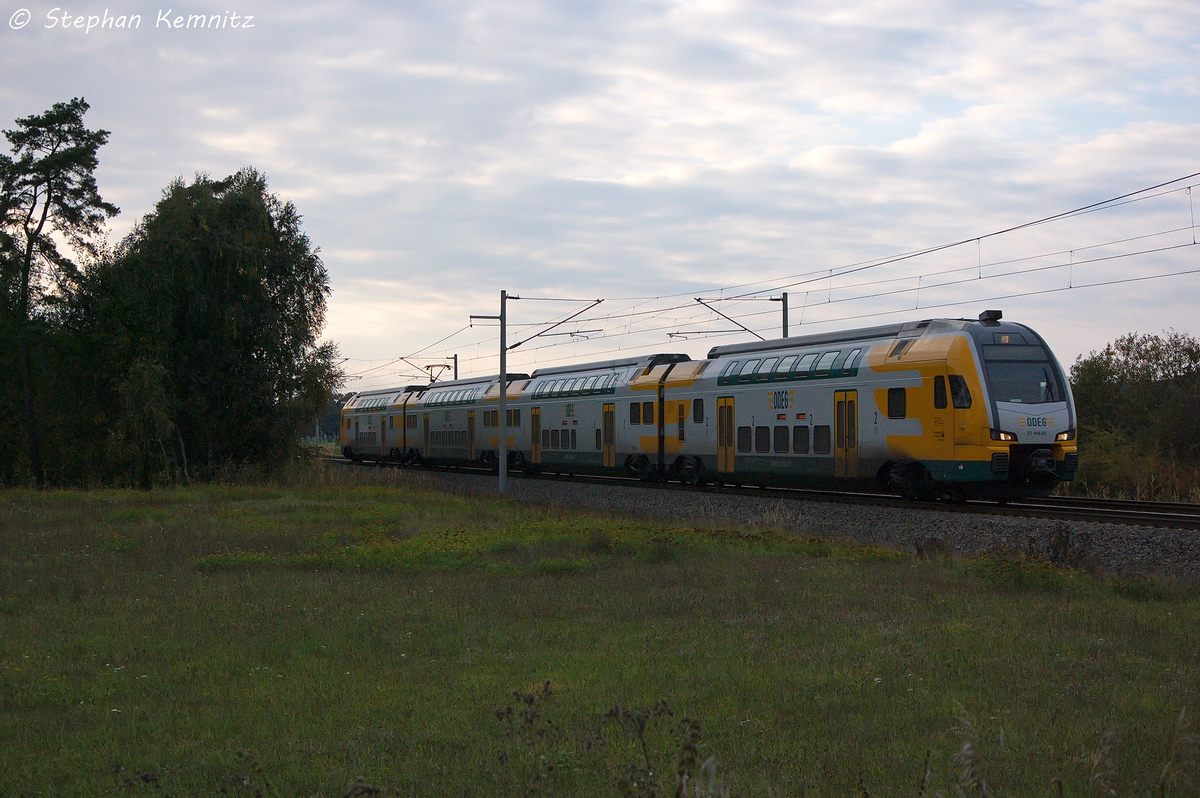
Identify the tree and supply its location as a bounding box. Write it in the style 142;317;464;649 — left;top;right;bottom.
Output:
0;98;118;486
1070;330;1200;498
79;168;341;479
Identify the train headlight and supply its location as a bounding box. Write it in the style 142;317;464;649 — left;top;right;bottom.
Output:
1055;428;1075;441
989;429;1017;441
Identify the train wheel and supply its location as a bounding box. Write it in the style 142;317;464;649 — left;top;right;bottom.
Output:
899;464;934;501
678;456;707;486
628;455;653;480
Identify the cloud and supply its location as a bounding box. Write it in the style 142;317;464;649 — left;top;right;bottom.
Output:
2;0;1198;386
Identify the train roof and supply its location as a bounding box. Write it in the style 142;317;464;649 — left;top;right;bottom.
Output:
705;312;1030;358
421;373;529;389
530;353;690;378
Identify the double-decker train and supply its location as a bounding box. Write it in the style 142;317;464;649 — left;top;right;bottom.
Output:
340;310;1078;500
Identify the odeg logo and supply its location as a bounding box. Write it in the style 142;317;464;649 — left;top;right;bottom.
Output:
9;8;32;28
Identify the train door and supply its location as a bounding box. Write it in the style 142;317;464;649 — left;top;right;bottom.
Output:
834;390;859;479
530;407;542;464
602;403;616;467
717;396;735;473
467;411;476;459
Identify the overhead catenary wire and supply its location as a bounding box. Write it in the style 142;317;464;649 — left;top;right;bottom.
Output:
344;173;1200;387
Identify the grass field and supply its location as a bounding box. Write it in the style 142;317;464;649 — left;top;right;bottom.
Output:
1;465;1197;797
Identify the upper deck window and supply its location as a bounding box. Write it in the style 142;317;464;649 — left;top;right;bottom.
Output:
814;351;839;376
736;360;761;384
793;353;818;378
754;358;778;382
841;348;862;375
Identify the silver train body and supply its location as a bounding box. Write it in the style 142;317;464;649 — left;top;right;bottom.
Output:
340;312;1079;499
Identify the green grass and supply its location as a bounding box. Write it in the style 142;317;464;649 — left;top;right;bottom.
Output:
1;466;1197;797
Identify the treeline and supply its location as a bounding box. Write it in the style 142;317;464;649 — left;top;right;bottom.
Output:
0;99;340;487
1070;330;1200;501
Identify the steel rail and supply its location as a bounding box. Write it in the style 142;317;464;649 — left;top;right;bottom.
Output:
323;456;1200;530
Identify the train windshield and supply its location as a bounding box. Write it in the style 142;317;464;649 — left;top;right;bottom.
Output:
983;344;1064;404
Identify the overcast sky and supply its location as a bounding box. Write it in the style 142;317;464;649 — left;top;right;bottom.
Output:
4;0;1199;390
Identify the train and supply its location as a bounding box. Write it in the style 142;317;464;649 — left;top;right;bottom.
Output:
340;310;1078;500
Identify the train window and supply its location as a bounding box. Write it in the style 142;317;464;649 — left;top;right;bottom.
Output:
992;333;1026;344
737;426;752;452
508;409;521;427
813;425;831;454
755;426;771;453
793;425;809;453
571;429;577;450
643;402;655;425
890;339;912;358
692;398;704;424
841;349;861;375
678;403;686;441
630;403;641;425
754;358;778;382
718;361;740;385
595;428;602;450
542;429;551;449
773;426;789;453
814;351;839;376
830;351;848;375
887;387;906;419
774;356;797;380
737;360;761;384
934;376;947;409
551;429;560;449
793;353;818;378
949;375;972;408
583;376;598;393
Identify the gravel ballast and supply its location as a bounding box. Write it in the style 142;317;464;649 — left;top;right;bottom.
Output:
391;469;1200;580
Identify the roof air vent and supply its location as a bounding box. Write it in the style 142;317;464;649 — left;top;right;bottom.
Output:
978;310;1003;323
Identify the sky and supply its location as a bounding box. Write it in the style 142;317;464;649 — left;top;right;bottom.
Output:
3;0;1199;391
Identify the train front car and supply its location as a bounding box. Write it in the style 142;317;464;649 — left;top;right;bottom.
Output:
703;310;1077;500
871;310;1078;501
964;311;1078;499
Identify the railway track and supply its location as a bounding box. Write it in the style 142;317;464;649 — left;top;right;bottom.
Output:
325;456;1200;530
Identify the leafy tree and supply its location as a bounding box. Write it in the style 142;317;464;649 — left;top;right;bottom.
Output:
0;98;118;486
1070;330;1200;498
78;168;341;479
